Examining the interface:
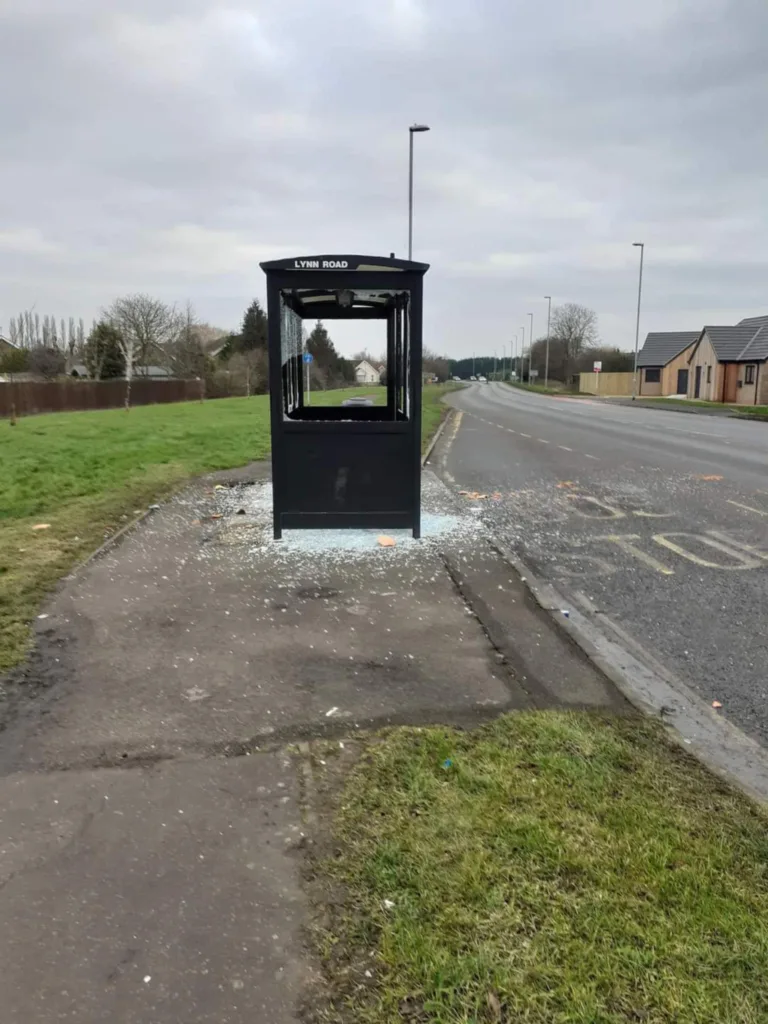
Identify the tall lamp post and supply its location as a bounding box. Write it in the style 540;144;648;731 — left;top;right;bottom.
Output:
520;325;525;381
528;312;534;380
544;295;552;388
408;124;430;260
631;241;645;400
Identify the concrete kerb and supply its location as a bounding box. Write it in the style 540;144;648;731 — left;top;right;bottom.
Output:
491;538;768;808
421;404;454;466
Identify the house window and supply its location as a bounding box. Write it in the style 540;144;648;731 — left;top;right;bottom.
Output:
744;365;756;385
707;365;712;383
644;368;661;383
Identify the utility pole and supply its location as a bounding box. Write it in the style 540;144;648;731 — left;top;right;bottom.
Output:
528;313;534;381
544;296;552;388
631;242;645;400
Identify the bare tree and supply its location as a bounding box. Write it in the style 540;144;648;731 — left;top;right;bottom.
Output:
8;317;18;345
28;345;66;379
104;294;183;409
550;303;599;381
228;349;267;396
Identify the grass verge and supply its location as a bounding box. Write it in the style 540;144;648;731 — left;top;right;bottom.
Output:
504;381;582;397
0;385;455;670
313;712;768;1024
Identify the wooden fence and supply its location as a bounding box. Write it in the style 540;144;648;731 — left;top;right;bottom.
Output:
0;378;201;419
579;372;634;396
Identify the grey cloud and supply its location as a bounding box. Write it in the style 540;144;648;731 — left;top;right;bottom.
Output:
1;0;768;355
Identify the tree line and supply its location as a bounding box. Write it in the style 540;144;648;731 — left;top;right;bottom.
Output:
449;303;633;383
1;295;359;407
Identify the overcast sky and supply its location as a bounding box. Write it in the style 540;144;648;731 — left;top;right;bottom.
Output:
1;0;767;358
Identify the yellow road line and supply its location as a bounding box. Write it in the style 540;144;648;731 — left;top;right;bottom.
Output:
727;500;768;517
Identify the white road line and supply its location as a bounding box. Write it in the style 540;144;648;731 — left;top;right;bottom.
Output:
559;445;573;452
584;453;599;460
519;433;531;438
727;500;768;517
537;438;550;444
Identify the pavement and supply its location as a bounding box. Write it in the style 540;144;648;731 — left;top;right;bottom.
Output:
437;382;768;747
0;466;627;1022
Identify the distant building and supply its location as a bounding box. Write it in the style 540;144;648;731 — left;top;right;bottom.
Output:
354;359;380;385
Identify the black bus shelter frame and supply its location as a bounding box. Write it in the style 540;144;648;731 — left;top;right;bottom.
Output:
261;254;429;540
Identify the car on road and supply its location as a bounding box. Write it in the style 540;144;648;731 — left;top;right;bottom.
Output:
478;376;488;383
469;375;477;381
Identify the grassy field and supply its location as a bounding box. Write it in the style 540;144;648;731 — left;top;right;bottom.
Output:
505;381;582;397
0;384;455;671
316;712;768;1024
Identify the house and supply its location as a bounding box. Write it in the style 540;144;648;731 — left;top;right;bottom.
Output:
687;316;768;404
354;359;380;385
0;335;15;355
135;365;174;379
636;331;700;396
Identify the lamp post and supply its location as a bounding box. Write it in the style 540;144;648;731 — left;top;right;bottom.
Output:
520;325;525;381
528;312;534;381
544;295;552;388
408;124;430;260
631;242;645;400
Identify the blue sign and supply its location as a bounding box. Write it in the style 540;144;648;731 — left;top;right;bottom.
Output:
303;352;314;364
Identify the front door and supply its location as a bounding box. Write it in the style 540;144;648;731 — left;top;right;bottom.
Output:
723;363;739;403
677;368;689;395
694;366;701;398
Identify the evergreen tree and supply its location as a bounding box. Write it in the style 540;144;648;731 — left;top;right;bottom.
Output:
239;299;268;352
85;322;126;380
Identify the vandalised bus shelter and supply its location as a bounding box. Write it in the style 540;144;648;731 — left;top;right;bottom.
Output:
261;255;429;539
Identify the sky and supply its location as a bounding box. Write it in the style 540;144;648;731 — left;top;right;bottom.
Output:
1;0;767;359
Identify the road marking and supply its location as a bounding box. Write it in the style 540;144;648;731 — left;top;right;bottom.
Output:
707;532;768;563
599;534;675;575
519;433;531;438
567;495;625;519
537;438;550;444
727;500;768;517
584;453;598;460
653;532;764;570
558;445;573;452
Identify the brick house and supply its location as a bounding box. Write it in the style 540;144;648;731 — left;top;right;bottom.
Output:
637;331;700;396
687;316;768;405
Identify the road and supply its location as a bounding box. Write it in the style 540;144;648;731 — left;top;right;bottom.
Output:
437;382;768;746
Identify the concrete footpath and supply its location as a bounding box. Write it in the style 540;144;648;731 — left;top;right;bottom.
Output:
0;468;628;1022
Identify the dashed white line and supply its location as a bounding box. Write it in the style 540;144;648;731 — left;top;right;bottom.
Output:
558;445;573;452
519;433;531;438
537;438;550;444
727;500;767;517
584;453;599;460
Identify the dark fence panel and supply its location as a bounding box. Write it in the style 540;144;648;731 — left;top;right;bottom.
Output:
0;379;201;418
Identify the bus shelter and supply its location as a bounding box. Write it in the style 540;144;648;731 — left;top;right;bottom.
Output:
260;254;429;539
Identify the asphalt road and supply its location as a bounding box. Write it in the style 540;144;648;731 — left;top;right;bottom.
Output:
438;382;768;746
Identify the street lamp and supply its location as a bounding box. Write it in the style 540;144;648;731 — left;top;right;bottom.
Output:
408;124;430;260
544;296;552;388
520;325;525;381
631;242;645;400
528;313;534;381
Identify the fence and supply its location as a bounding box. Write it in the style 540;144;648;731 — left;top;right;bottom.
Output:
0;378;201;419
579;371;634;396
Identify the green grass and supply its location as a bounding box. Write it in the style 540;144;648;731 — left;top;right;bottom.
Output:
0;385;455;671
317;712;768;1024
505;381;580;397
630;397;768;418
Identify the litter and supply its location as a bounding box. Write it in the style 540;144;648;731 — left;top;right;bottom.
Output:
377;535;396;547
32;523;51;531
325;707;339;717
37;614;49;620
382;899;395;910
561;609;570;618
712;700;723;709
442;758;453;769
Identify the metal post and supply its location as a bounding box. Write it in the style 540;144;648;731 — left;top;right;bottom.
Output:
528;313;533;381
408;124;430;261
544;295;552;389
520;325;525;381
631;242;645;400
472;350;475;377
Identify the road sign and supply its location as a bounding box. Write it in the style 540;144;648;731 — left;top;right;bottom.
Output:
529;369;539;379
593;360;602;373
303;352;314;364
